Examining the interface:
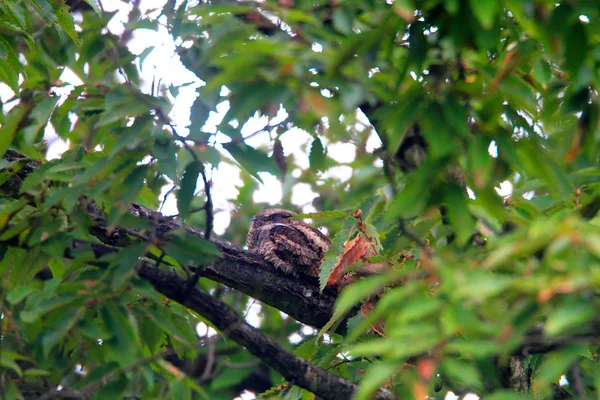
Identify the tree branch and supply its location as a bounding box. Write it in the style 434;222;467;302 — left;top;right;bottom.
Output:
135;262;396;400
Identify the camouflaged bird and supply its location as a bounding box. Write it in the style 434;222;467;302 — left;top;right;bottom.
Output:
246;209;332;277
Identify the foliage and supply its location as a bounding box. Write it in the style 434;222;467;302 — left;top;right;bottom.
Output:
1;0;600;399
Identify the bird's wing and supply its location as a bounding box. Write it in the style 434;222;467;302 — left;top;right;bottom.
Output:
259;223;326;276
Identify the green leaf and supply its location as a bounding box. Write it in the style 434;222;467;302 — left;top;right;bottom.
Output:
176;160;202;218
353;361;397;400
309;137;326;172
444;184;476;246
27;0;56;25
163;229;222;267
294;339;319;360
0;354;23;377
6;282;40;304
533;345;587;396
486;391;536;400
386;178;429;220
0;36;20;93
469;0;499;29
565;22;587;76
441;358;483;390
41;308;83;358
82;0;102;15
55;3;81;45
223;142;281;183
0;105;26;157
468;136;494;189
292;210;347;220
333;8;353;34
100;304;141;366
92;378;128;400
24;368;51;377
210;367;253;391
545;297;596;337
318;221;353;291
317;271;399;341
110;242;149;288
107;165;150;227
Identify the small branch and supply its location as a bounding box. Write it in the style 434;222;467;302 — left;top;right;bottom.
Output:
569;363;587;400
153;108;214;300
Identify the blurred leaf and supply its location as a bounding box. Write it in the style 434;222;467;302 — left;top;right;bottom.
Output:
309;137;326;172
176;160;202;218
469;0;499;29
352;361;397;400
486;392;535;400
565;22;587;76
163;229;222;267
293;210;348;220
223;142;281;183
210;367;253;391
444;184;476;246
545;297;596;336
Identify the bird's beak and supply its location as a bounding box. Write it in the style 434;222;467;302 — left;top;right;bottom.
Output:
251;217;257;222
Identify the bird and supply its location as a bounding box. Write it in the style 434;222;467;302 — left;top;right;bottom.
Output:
246;208;332;277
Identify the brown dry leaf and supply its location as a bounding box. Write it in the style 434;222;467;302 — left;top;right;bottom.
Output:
326;234;371;287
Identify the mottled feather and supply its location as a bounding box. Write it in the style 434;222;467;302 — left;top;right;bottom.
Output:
246;209;331;277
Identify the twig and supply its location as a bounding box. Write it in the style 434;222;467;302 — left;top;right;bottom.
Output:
399;219;432;256
198;336;217;383
159;184;176;213
569;363;587;400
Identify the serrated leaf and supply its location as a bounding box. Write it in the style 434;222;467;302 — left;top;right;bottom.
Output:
55;3;80;45
27;0;56;25
0;36;21;94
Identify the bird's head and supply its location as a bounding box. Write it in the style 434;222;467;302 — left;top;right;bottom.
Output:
250;208;297;229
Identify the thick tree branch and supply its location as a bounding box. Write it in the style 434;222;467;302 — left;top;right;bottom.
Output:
135;261;396;400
